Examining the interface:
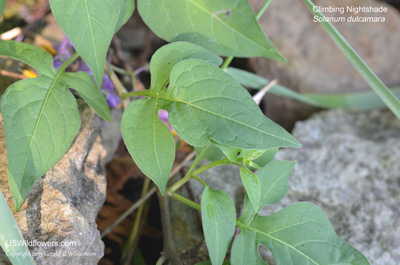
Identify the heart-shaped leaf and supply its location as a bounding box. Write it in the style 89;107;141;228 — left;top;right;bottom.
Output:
1;76;80;210
0;41;81;210
165;59;301;149
121;98;175;194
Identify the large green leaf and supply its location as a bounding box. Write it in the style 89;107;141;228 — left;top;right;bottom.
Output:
49;0;120;87
121;98;175;194
228;67;400;110
138;0;285;61
165;59;301;149
149;42;222;93
0;41;55;77
0;190;36;265
0;0;7;17
61;71;111;121
1;75;80;210
114;0;135;33
0;42;81;210
238;203;371;265
201;187;236;265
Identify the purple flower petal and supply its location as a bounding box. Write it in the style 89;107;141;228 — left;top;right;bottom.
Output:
106;93;121;108
158;110;169;122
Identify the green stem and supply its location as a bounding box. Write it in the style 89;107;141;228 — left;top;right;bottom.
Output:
156;256;167;265
221;56;234;71
169;158;230;193
220;0;273;70
122;90;152;99
192;176;208;188
111;64;133;75
111;64;138;91
256;0;273;20
59;52;79;73
167;192;201;210
157;189;182;265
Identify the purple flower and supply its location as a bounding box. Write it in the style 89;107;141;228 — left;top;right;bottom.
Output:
158;110;169;122
53;36;74;70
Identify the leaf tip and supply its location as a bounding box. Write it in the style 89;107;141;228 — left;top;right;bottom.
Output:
103;108;111;123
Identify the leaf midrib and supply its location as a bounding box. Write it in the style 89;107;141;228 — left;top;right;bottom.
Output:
149;92;297;146
152;98;164;186
20;71;64;186
83;0;99;77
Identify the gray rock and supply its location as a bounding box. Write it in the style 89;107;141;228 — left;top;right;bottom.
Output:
249;0;400;129
101;108;123;164
0;101;107;264
263;109;400;264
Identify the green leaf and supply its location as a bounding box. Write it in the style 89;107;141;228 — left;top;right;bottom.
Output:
49;0;120;87
0;41;56;77
121;98;175;194
303;0;400;120
138;0;285;61
115;0;135;33
231;229;265;265
1;76;80;210
0;190;36;265
258;160;295;207
0;41;81;210
195;142;224;162
238;203;371;265
0;0;7;17
61;71;111;121
165;59;301;149
228;67;400;111
239;167;260;212
201;187;236;265
149;41;222;93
